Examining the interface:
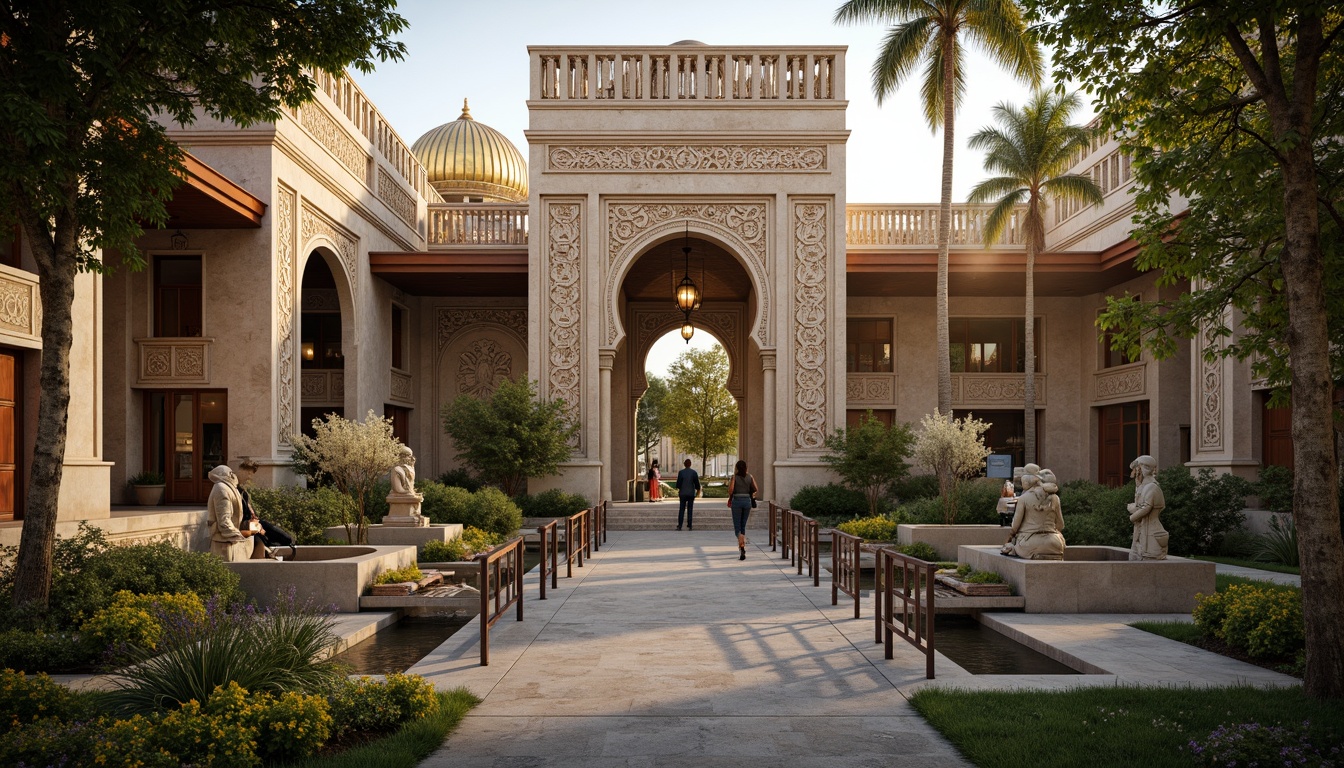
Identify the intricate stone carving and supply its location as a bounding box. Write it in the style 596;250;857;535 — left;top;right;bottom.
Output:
1094;365;1145;401
302;288;340;312
953;374;1047;404
330;371;345;398
300;372;327;399
792;202;828;451
605;202;770;346
390;369;412;403
298;103;371;184
0;278;31;331
846;374;895;405
136;339;212;385
457;339;512;398
145;347;171;377
175;347;204;377
299;371;343;404
300;202;359;313
275;184;296;446
547;202;583;450
377;167;417;227
436;307;527;350
1199;323;1223;452
550;144;826;172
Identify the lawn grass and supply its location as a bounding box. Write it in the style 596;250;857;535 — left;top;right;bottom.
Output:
1194;555;1300;575
1130;620;1202;644
288;688;479;768
910;685;1343;768
1215;573;1301;592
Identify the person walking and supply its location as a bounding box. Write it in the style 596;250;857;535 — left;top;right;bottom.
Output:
675;458;700;530
727;460;758;560
647;459;661;502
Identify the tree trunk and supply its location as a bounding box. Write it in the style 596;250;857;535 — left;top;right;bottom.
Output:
1280;148;1344;699
10;219;78;614
935;34;957;414
1024;223;1037;466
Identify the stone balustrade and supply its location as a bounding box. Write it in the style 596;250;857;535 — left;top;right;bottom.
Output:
427;204;529;247
1051;143;1134;228
845;204;1026;248
531;47;843;102
135;337;213;386
303;69;436;202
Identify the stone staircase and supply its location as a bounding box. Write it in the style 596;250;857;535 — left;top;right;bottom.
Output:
605;500;768;531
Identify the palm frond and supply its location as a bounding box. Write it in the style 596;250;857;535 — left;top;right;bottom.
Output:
872;18;935;104
921;37;965;129
967;175;1023;205
982;189;1029;244
833;0;936;24
964;0;1043;87
1042;173;1105;207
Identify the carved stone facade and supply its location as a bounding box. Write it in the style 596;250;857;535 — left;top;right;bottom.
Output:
389;370;413;403
437;307;528;350
545;201;584;452
550;144;826;172
297;103;371;184
377;167;417;228
952;374;1048;406
792;201;828;451
274;184;296;447
300;370;344;405
606;201;770;347
846;374;896;406
434;304;528;475
630;305;746;397
1198;323;1224;452
136;339;211;386
457;338;512;398
0;269;40;345
300;202;359;313
1094;363;1146;401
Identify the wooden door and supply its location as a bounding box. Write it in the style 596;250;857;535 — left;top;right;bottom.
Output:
0;351;19;521
1261;397;1294;471
1098;404;1125;487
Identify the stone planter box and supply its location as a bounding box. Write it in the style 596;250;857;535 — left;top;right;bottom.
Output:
225;545;417;612
897;524;1009;561
958;544;1216;613
323;523;462;549
935;574;1013;596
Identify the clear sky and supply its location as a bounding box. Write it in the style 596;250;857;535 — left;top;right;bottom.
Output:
350;0;1086;376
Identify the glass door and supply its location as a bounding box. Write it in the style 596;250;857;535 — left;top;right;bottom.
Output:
144;390;227;503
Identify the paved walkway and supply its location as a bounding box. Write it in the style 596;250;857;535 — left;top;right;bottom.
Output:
1213;562;1302;586
409;530;1298;767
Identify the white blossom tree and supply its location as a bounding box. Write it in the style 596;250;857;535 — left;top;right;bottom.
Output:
912;409;992;523
291;410;403;544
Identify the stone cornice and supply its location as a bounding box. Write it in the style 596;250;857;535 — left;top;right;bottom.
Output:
526;130;851;143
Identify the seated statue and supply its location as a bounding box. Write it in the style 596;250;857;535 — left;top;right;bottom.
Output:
383;445;427;527
1128;455;1168;560
1001;464;1066;560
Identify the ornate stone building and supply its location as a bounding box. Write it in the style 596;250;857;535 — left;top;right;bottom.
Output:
0;41;1286;547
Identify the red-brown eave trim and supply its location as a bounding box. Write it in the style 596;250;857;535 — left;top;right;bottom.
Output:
368;252;529;274
181;153;267;227
846;250;1113;273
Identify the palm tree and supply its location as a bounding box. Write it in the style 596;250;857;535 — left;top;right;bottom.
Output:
834;0;1042;414
967;90;1103;465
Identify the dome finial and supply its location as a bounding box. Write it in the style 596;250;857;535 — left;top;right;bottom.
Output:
459;98;472;120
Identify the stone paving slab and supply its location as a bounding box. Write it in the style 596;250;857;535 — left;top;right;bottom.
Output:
413;530;970;767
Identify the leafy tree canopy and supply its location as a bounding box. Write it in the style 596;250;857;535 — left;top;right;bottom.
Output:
441;378;579;498
3;0;406;611
912;410;991;524
661;346;738;475
822;412;915;517
290;410;402;544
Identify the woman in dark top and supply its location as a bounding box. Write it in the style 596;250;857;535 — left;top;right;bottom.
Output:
727;460;758;560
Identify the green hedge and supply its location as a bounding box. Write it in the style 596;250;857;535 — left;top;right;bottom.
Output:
248;485;349;545
513;488;590;518
788;483;869;519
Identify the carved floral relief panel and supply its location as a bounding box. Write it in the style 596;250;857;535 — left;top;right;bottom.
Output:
275;184;296;447
546;201;584;452
605;201;771;347
299;201;359;314
550;144;826;172
951;374;1048;405
1198;323;1224;452
792;201;829;451
845;374;896;406
1094;364;1146;401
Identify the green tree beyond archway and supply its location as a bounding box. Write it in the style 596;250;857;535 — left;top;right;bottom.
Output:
662;346;738;475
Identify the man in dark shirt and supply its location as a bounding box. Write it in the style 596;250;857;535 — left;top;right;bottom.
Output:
675;458;701;531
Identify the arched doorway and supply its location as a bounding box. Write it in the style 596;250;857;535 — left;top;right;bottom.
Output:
638;329;741;479
297;251;354;437
610;233;762;501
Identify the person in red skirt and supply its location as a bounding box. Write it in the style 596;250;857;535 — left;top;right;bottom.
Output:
647;459;661;502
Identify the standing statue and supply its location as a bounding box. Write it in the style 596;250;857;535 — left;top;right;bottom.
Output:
383;445;427;527
1001;464;1066;560
1128;455;1168;560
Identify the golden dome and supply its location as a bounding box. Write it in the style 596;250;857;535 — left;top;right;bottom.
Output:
411;100;528;203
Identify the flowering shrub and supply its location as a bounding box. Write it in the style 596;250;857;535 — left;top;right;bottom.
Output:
0;669;93;735
1188;720;1340;767
374;565;424;586
422;526;504;561
911;410;992;524
1193;584;1305;658
329;673;439;736
837;515;900;541
896;542;941;562
81;590;206;660
255;689;333;763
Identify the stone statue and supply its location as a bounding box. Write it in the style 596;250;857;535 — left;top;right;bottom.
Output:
383;446;428;527
1128;455;1168;560
1001;463;1066;560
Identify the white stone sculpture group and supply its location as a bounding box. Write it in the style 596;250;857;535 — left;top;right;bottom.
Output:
1001;463;1066;560
1127;454;1168;560
384;445;428;527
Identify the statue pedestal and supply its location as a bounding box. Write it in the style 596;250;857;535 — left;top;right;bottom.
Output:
382;493;427;527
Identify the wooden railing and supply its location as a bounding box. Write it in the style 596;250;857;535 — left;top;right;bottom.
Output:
588;501;607;552
476;536;525;666
786;508;820;587
831;530;864;619
537;519;559;599
768;501;783;552
874;547;936;679
533;47;843;102
564;510;589;577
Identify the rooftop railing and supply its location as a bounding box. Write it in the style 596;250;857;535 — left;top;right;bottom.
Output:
425;202;1033;250
531;46;843;102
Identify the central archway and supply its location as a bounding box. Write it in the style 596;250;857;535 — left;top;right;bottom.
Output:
608;230;764;501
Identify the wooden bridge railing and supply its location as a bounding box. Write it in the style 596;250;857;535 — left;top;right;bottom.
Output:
476;536;525;666
831;529;864;619
874;547;937;679
564;510;588;577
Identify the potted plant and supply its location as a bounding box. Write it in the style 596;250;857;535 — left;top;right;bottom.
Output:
128;470;166;506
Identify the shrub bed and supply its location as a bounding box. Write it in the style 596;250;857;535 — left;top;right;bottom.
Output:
1193;583;1305;659
421;527;503;562
788;483;869;519
248;486;349;545
836;514;901;541
513;488;590;518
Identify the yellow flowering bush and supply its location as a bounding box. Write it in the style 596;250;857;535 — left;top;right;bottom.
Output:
1193;584;1305;658
836;515;900;542
254;689;332;763
330;673;438;735
0;668;87;734
80;591;206;658
373;564;424;586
